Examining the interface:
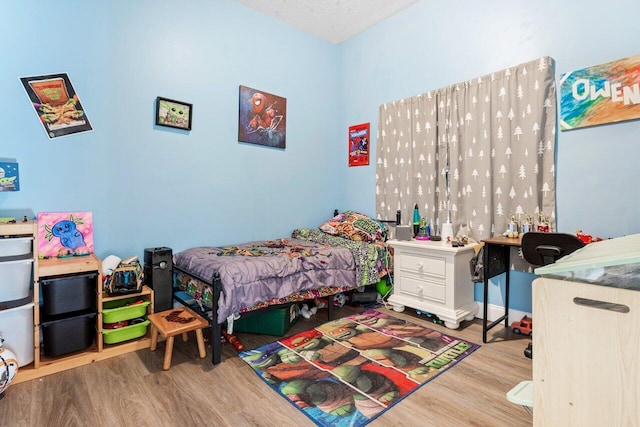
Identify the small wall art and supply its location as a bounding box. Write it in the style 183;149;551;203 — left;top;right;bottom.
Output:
37;211;94;259
155;97;193;130
560;53;640;130
20;73;93;139
0;162;20;191
348;122;370;167
238;85;286;149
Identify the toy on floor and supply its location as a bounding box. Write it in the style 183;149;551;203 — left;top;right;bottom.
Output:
0;336;18;399
416;309;444;325
300;302;318;319
332;293;346;307
510;315;533;336
222;328;244;351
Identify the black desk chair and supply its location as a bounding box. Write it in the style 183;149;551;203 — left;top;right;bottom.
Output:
521;232;585;267
520;232;585;358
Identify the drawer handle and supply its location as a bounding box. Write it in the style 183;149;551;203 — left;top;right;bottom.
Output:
573;297;630;313
416;262;424;269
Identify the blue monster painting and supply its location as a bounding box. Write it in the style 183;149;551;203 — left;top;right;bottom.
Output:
51;220;86;250
43;214;87;256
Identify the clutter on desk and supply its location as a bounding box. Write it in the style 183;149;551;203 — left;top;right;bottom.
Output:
503;211;552;238
575;230;603;244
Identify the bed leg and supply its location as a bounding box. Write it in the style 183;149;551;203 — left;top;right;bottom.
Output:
212;272;223;365
212;323;222;365
327;294;334;320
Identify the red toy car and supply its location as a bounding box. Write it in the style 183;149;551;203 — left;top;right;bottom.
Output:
510;316;533;336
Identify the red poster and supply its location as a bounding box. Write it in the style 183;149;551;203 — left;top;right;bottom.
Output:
348;122;370;167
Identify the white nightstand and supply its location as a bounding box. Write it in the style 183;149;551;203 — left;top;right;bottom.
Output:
387;239;478;329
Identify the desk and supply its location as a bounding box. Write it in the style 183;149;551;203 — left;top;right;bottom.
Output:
481;235;522;343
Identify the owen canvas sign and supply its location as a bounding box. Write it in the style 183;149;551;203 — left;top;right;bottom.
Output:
560;53;640;130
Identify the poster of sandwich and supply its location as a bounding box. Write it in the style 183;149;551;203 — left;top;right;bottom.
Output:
20;73;93;139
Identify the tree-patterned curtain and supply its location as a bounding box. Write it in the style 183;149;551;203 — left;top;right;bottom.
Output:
377;56;557;248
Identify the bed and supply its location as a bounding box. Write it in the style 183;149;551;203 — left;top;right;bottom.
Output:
172;211;392;364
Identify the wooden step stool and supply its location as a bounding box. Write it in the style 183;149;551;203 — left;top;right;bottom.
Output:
148;307;209;370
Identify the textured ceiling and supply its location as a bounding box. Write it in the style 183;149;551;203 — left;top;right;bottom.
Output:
234;0;421;45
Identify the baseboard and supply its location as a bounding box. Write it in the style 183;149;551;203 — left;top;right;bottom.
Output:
474;302;530;323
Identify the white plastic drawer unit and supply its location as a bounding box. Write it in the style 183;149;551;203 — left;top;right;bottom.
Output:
397;250;447;279
0;236;33;257
0;257;34;302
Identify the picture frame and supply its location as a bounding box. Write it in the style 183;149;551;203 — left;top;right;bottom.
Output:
238;85;286;149
20;72;93;139
0;162;20;191
37;211;94;259
155;96;192;130
348;122;370;167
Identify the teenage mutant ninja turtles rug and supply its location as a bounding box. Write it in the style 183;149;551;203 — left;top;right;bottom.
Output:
239;309;479;426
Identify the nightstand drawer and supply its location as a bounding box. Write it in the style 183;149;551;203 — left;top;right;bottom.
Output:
398;274;445;303
397;252;446;278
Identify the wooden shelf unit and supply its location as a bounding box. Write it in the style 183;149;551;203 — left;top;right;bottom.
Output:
11;252;153;385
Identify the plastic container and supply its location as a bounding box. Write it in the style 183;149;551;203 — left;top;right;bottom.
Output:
41;272;97;316
0;257;33;302
234;304;299;336
0;237;33;257
102;319;150;344
102;298;150;324
41;310;96;357
0;302;35;366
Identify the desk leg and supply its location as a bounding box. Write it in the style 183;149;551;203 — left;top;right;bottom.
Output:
482;245;490;343
504;246;511;327
482;244;512;343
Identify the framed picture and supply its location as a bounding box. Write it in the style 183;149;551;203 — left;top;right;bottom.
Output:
155;97;192;130
37;211;94;259
0;162;19;191
348;122;370;167
238;85;286;149
20;72;93;139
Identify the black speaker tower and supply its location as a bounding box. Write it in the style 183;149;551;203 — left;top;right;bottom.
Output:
144;247;173;312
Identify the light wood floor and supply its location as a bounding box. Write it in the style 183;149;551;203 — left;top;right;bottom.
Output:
1;305;532;427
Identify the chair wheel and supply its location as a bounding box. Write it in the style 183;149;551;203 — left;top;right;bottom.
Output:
524;342;533;359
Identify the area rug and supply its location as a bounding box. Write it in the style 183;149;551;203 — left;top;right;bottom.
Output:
239;309;479;426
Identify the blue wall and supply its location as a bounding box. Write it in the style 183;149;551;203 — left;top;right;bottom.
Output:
2;0;639;313
337;0;640;312
0;0;343;259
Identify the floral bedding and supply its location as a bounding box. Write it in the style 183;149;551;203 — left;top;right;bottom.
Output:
173;228;390;324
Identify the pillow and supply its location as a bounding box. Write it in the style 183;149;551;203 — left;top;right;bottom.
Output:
319;211;388;242
318;212;349;236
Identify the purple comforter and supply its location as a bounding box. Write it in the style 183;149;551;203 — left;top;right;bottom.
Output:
173;237;357;322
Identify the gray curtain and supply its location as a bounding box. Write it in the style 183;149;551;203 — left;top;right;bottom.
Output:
377;56;557;248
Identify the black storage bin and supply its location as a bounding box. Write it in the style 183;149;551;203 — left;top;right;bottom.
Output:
41;272;97;316
41;310;97;357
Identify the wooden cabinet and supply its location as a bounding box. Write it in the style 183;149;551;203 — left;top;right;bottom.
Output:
532;276;640;426
387;239;477;329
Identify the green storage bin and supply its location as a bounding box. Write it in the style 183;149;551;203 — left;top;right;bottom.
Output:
234;304;299;336
103;298;151;324
102;319;150;344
